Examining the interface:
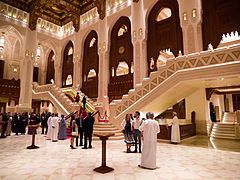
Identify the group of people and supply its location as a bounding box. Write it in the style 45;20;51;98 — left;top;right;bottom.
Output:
0;112;40;137
69;111;95;149
121;111;180;170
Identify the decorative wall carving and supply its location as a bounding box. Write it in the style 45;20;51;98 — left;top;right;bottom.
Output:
46;50;55;84
93;0;106;20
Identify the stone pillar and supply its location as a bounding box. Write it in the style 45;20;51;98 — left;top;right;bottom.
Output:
97;19;110;115
54;55;62;87
131;1;148;87
6;99;16;113
185;88;208;135
178;0;203;54
226;94;234;112
73;53;80;89
18;28;37;113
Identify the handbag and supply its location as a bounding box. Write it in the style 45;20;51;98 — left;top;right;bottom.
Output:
71;131;77;136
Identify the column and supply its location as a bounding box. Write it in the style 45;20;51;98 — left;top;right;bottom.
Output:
18;28;37;113
178;0;203;54
97;18;110;115
185;88;208;135
131;1;148;87
54;55;62;87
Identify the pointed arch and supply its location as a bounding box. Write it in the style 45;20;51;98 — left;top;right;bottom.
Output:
46;50;55;84
62;41;74;87
108;16;133;102
147;0;183;73
81;30;99;98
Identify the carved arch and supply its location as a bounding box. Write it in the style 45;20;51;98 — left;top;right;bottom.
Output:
81;30;99;98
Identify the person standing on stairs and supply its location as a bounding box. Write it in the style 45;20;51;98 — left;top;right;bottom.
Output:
82;96;86;110
75;92;80;103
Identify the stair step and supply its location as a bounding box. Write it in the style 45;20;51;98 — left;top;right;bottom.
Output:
210;135;236;139
93;125;115;128
211;132;235;137
93;127;118;131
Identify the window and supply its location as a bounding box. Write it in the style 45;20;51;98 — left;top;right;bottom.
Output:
89;37;96;47
118;24;128;36
156;8;172;22
66;74;72;85
116;61;129;76
68;47;73;55
87;69;97;79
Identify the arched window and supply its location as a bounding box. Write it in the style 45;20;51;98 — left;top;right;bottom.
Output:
87;69;97;79
118;24;128;36
62;41;74;87
147;0;183;73
66;74;72;86
82;31;99;98
116;61;129;76
68;47;73;55
109;17;133;102
156;8;172;22
89;37;96;47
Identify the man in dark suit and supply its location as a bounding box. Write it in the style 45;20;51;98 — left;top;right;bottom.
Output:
82;112;95;149
75;113;84;146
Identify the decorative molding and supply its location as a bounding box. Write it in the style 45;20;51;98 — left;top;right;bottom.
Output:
93;0;106;20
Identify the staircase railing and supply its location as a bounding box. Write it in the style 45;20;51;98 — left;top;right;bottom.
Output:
110;43;240;119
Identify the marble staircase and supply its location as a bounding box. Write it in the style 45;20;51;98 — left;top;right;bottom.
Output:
222;112;236;123
109;44;240;130
92;122;124;140
210;123;238;139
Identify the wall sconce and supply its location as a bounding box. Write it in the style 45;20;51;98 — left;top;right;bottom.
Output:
133;31;136;38
31;52;34;58
192;9;197;18
102;42;106;50
13;68;17;72
139;28;142;37
0;32;5;50
25;50;29;57
183;12;187;21
36;44;41;59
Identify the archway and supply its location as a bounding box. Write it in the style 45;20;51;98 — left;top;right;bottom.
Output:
46;50;55;84
108;16;133;102
81;30;99;98
147;0;183;73
62;41;74;87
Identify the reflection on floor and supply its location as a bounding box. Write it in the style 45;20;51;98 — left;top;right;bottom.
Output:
0;133;239;180
181;135;240;152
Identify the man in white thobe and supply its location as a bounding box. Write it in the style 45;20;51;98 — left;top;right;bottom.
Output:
46;113;53;140
139;112;160;169
51;114;59;142
168;112;180;144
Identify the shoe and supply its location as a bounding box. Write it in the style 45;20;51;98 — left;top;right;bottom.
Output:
88;146;92;149
139;150;142;153
127;149;131;153
134;150;137;153
82;147;88;149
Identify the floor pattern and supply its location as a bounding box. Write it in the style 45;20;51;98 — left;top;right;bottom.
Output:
0;132;240;180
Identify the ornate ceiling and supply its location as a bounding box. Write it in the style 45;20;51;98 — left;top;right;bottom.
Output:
1;0;106;32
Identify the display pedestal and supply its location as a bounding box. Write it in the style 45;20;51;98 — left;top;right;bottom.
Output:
93;132;115;173
27;125;40;149
0;122;7;138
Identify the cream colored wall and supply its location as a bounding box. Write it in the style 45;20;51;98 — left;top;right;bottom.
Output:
185;88;208;135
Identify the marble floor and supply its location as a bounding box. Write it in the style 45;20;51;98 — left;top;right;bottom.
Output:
0;132;240;180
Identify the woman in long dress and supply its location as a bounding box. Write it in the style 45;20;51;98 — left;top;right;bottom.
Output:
168;112;180;144
6;114;12;136
121;114;134;153
59;114;67;140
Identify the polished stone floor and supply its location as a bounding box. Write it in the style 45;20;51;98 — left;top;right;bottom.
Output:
0;132;240;180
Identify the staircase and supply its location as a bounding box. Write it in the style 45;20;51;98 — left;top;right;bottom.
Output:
92;122;124;140
210;123;237;139
222;112;236;123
